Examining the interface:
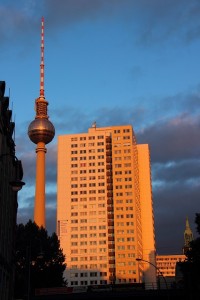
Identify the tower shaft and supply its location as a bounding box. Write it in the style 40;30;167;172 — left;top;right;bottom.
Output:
34;142;46;227
28;17;55;228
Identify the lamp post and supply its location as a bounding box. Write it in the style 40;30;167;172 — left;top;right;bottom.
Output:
136;258;168;291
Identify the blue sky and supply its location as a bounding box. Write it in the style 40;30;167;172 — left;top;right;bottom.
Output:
1;0;200;254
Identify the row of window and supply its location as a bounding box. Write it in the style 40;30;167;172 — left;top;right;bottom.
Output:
71;170;132;175
71;135;104;142
71;148;131;155
71;197;105;202
114;129;130;133
71;264;107;269
70;280;107;285
70;272;107;278
72;143;104;148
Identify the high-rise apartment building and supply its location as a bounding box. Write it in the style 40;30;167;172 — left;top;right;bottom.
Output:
57;124;156;288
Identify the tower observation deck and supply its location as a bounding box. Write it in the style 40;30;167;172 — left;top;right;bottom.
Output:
28;17;55;227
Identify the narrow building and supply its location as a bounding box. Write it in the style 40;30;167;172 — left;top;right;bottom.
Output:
0;81;25;300
57;124;156;288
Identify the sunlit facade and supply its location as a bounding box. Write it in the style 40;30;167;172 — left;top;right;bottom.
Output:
57;124;156;287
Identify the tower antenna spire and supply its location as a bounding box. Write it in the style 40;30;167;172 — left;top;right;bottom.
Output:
40;16;45;97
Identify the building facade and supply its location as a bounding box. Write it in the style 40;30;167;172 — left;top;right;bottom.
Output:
57;124;156;288
156;254;186;288
0;81;25;300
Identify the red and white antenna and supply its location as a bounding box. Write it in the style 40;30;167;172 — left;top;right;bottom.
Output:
40;16;45;97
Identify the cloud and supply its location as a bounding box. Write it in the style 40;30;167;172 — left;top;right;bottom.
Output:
1;0;200;49
137;114;200;163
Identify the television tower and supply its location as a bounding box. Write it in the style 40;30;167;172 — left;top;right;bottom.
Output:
28;17;55;228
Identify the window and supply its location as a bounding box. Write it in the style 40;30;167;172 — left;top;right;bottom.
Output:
114;129;120;133
89;149;95;153
71;184;78;188
80;183;87;187
88;143;95;147
80;136;86;140
71;157;78;161
80;163;86;167
114;150;121;154
124;149;131;153
126;214;133;218
89;136;95;140
98;169;104;172
71;150;78;154
80;170;87;174
71;144;78;148
115;171;122;175
97;142;104;146
98;135;104;139
71;170;78;174
71;177;78;181
80;157;86;161
124;163;131;167
71;164;78;168
89;190;96;194
89;162;95;166
98;155;104;159
80;149;86;154
123;136;130;140
97;148;104;152
71;198;78;202
123;128;130;133
115;164;122;168
71;191;78;195
71;234;78;238
90;272;97;277
124;156;131;160
125;185;132;189
125;170;132;174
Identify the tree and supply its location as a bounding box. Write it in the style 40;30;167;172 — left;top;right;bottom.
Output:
180;213;200;290
14;220;66;298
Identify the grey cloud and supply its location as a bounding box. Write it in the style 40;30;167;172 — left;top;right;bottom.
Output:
153;181;199;254
1;0;200;48
153;160;200;183
137;114;200;163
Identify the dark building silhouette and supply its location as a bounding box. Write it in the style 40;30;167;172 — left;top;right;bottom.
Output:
0;81;25;300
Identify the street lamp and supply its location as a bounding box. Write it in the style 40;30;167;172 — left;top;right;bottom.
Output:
136;258;168;291
0;153;25;191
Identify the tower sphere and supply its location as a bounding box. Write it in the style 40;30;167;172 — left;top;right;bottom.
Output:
28;118;55;144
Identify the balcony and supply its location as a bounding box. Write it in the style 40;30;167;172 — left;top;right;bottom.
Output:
107;184;113;190
108;236;115;242
109;260;115;264
107;192;113;198
106;157;112;163
106;150;112;156
108;221;114;226
106;165;112;170
106;144;112;150
106;171;112;177
107;199;113;205
108;229;114;234
108;244;115;250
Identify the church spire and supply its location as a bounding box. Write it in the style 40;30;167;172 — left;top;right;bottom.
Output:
183;216;193;254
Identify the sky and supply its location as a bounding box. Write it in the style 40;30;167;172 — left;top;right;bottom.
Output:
1;0;200;255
